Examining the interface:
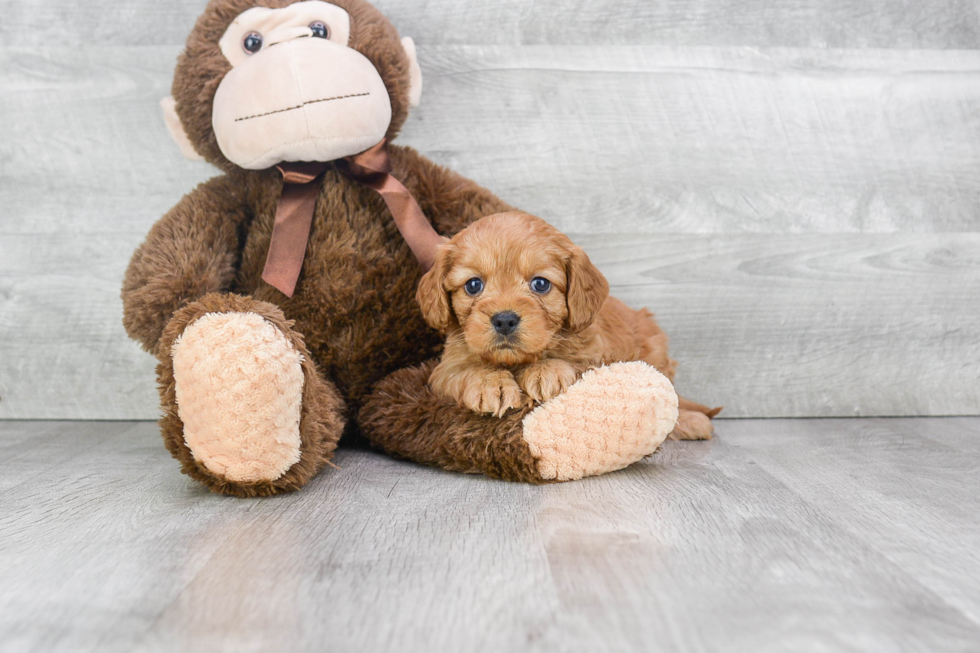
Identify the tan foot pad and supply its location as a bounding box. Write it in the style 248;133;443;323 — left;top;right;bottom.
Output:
171;312;305;484
521;362;679;482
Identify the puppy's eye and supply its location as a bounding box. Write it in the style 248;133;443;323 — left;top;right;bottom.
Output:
309;21;330;39
530;277;552;294
242;32;263;54
464;278;484;296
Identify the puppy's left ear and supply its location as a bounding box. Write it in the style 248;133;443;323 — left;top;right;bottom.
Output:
566;246;609;332
416;241;454;331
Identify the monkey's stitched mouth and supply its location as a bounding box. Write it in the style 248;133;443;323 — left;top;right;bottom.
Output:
235;92;371;122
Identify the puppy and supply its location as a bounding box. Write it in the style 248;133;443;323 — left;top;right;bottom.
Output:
417;211;718;439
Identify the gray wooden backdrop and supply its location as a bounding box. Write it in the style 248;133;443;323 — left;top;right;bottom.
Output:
1;0;978;420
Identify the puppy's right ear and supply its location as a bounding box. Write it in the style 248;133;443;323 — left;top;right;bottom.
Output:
416;241;454;332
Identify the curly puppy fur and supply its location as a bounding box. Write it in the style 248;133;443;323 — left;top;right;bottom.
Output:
417;212;719;436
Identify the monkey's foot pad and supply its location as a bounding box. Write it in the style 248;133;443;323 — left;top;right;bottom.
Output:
171;311;305;483
521;362;679;481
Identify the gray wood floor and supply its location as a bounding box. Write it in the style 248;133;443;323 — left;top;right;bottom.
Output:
1;418;978;652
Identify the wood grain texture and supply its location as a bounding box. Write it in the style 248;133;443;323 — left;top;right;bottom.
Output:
1;231;977;419
403;46;980;234
1;418;979;651
3;0;980;48
0;47;213;236
4;45;980;235
722;418;980;626
2;30;980;418
582;232;980;418
0;234;159;419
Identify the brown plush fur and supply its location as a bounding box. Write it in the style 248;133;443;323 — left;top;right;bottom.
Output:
417;212;719;436
123;0;712;496
124;145;517;495
156;293;346;496
358;362;546;483
123;147;510;409
123;0;521;495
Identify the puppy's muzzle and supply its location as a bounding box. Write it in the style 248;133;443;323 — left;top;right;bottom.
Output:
491;311;520;336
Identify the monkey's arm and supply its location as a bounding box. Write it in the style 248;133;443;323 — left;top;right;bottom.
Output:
122;175;251;355
390;146;514;236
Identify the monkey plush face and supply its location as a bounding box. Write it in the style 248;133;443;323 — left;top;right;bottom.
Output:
163;0;422;171
213;1;391;168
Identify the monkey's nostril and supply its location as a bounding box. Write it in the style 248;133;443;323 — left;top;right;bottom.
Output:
491;311;521;336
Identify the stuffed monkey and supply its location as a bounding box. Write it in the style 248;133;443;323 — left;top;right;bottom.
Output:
123;0;702;498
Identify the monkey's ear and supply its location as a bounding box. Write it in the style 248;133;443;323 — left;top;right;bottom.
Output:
160;97;204;161
416;241;454;332
565;246;610;332
401;37;423;108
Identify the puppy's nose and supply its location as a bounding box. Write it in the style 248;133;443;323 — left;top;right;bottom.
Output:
491;311;521;336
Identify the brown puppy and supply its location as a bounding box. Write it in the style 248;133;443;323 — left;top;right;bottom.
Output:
417;212;718;439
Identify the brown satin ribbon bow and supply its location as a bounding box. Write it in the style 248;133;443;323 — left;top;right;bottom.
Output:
261;139;444;297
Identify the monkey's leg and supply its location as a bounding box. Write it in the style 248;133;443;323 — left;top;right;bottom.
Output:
157;294;346;497
359;361;678;483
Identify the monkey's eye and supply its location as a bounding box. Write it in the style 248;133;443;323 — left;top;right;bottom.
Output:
464;278;484;296
309;21;330;39
242;32;263;54
530;277;552;294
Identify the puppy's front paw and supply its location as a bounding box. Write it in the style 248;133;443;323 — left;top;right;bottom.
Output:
518;359;579;404
460;371;524;417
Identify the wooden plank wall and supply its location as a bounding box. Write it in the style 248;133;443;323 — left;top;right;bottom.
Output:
1;0;978;419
